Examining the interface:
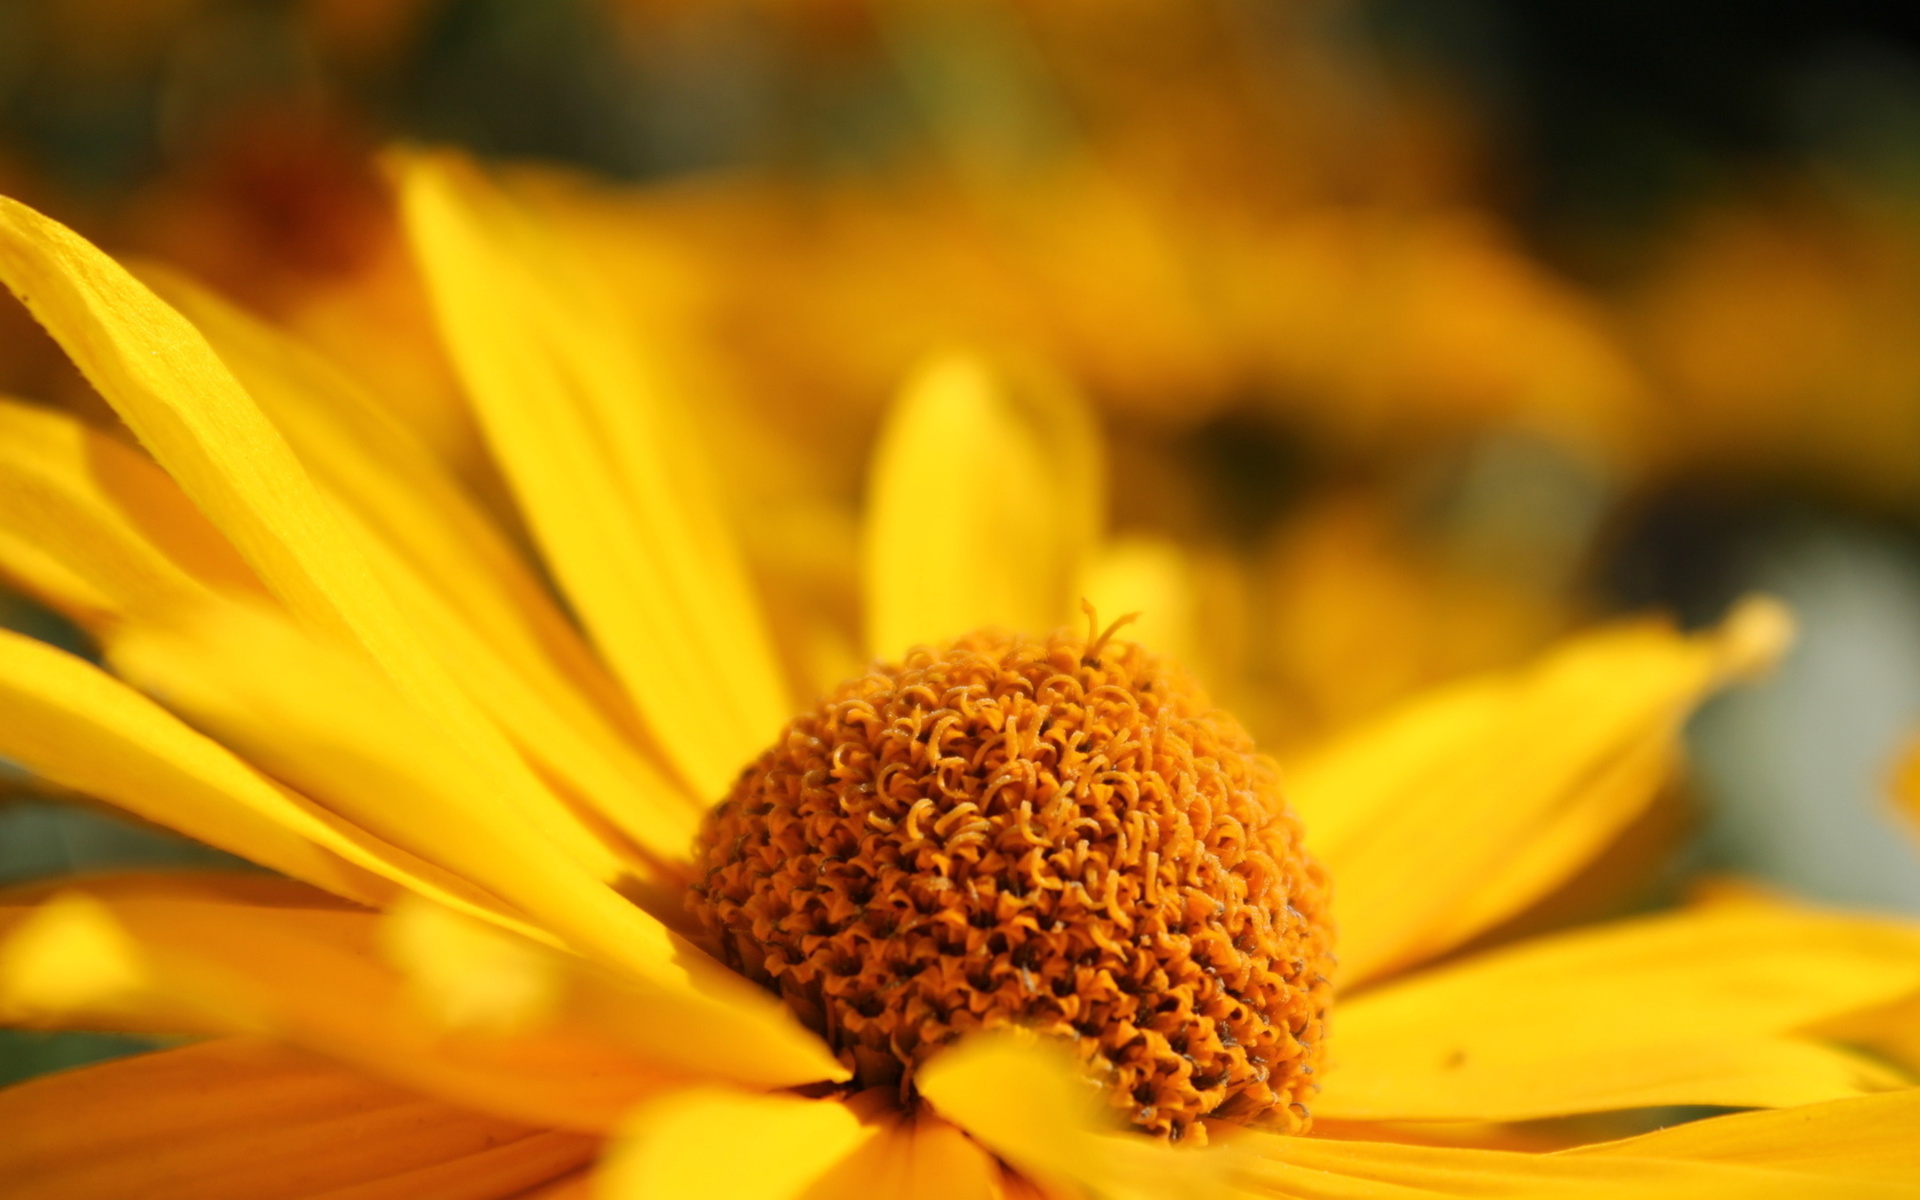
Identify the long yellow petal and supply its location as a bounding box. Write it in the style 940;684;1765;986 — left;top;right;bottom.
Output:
596;1088;874;1200
381;894;842;1092
0;194;623;885
0;194;362;637
1824;988;1920;1078
1316;903;1920;1123
352;547;701;864
104;608;848;1084
400;153;789;800
138;266;702;863
0;400;570;910
0;396;266;624
1246;1125;1920;1199
0;1037;596;1200
1319;1038;1898;1125
0;534;113;623
1290;597;1793;983
0;874;836;1097
0;626;396;906
0;883;697;1130
917;1033;1920;1198
112;606;660;970
1567;1088;1920;1184
863;353;1101;659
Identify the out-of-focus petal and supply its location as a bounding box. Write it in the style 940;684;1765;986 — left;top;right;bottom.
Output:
381;896;566;1036
401;152;789;801
1822;990;1920;1079
1316;902;1920;1122
1291;597;1794;982
0;879;840;1127
801;1111;1003;1200
1081;536;1200;667
0;886;667;1130
1566;1088;1920;1185
508;1171;593;1199
1242;1113;1920;1198
596;1088;873;1200
917;1033;1218;1200
1892;734;1920;844
377;895;842;1092
863;353;1100;660
0;1037;596;1200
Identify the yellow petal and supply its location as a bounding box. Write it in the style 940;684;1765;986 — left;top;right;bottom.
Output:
597;1088;874;1200
136;267;702;862
382;897;564;1036
0;872;839;1096
1569;1088;1920;1185
1291;596;1794;983
917;1032;1214;1200
354;547;702;864
327;1134;594;1200
863;353;1101;659
0;884;685;1130
932;1062;1900;1200
0;625;406;907
801;1113;1004;1200
111;603;667;979
0;892;145;1013
0;396;265;624
0;193;623;885
0;402;551;914
400;153;789;800
0;195;360;637
1823;989;1920;1078
0;533;114;623
383;896;852;1093
0;1037;596;1200
103;604;847;1086
1316;903;1920;1123
1320;1038;1899;1125
511;1172;592;1199
1246;1125;1920;1198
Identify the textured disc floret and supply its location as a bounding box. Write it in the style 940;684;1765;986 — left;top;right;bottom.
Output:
687;621;1335;1142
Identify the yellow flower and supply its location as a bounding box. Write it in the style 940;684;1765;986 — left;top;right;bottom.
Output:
0;153;1917;1198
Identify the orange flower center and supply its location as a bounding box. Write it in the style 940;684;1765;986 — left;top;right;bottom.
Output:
686;621;1335;1143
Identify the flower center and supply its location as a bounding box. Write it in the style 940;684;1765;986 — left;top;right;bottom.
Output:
686;619;1335;1143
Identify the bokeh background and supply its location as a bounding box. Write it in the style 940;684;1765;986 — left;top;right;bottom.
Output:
5;0;1920;1079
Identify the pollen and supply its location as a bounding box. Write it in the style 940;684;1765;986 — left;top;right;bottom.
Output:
686;616;1335;1143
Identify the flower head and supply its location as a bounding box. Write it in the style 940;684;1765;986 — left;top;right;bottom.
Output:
691;620;1334;1141
0;154;1915;1199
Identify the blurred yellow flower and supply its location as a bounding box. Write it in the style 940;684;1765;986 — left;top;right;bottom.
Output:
1631;192;1920;503
0;156;1916;1198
